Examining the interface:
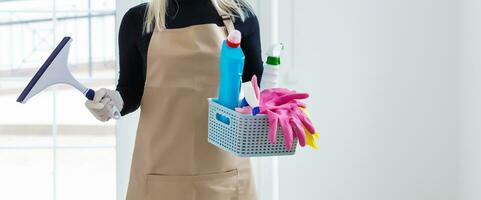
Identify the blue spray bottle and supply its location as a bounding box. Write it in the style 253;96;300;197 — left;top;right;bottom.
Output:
217;30;245;110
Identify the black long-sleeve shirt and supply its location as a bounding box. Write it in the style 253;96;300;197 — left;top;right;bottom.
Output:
116;1;263;116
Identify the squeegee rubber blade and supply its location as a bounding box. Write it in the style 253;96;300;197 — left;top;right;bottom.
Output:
16;37;72;103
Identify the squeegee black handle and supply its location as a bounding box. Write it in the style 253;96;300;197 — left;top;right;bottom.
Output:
85;89;95;101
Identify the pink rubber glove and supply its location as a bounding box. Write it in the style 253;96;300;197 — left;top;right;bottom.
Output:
259;88;316;150
235;106;253;114
251;75;260;99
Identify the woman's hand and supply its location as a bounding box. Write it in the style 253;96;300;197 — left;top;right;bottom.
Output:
85;88;124;122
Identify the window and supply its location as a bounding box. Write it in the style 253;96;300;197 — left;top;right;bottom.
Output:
0;0;117;199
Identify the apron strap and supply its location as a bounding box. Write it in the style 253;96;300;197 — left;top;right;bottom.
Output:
211;0;235;34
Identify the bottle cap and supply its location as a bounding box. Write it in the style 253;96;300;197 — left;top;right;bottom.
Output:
266;44;284;65
266;56;281;65
227;30;242;48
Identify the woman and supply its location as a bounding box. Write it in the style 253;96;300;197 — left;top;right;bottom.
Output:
85;0;262;199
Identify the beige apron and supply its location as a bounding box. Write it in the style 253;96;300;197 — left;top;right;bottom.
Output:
125;3;257;200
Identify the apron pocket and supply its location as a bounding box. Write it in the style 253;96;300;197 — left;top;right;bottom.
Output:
146;169;239;200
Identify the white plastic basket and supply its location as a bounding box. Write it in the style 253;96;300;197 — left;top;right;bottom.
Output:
207;98;297;157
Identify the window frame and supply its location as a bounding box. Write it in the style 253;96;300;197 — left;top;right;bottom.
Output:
0;1;118;200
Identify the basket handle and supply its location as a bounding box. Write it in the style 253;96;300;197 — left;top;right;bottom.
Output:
215;112;231;127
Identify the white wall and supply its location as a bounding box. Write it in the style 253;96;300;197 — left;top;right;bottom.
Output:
458;1;481;200
277;1;458;200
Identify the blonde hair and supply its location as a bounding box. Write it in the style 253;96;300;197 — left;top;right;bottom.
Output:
144;0;252;33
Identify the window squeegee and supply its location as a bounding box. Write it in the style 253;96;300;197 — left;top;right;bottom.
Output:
16;37;121;119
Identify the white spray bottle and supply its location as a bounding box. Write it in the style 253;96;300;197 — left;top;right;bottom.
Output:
260;43;284;90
